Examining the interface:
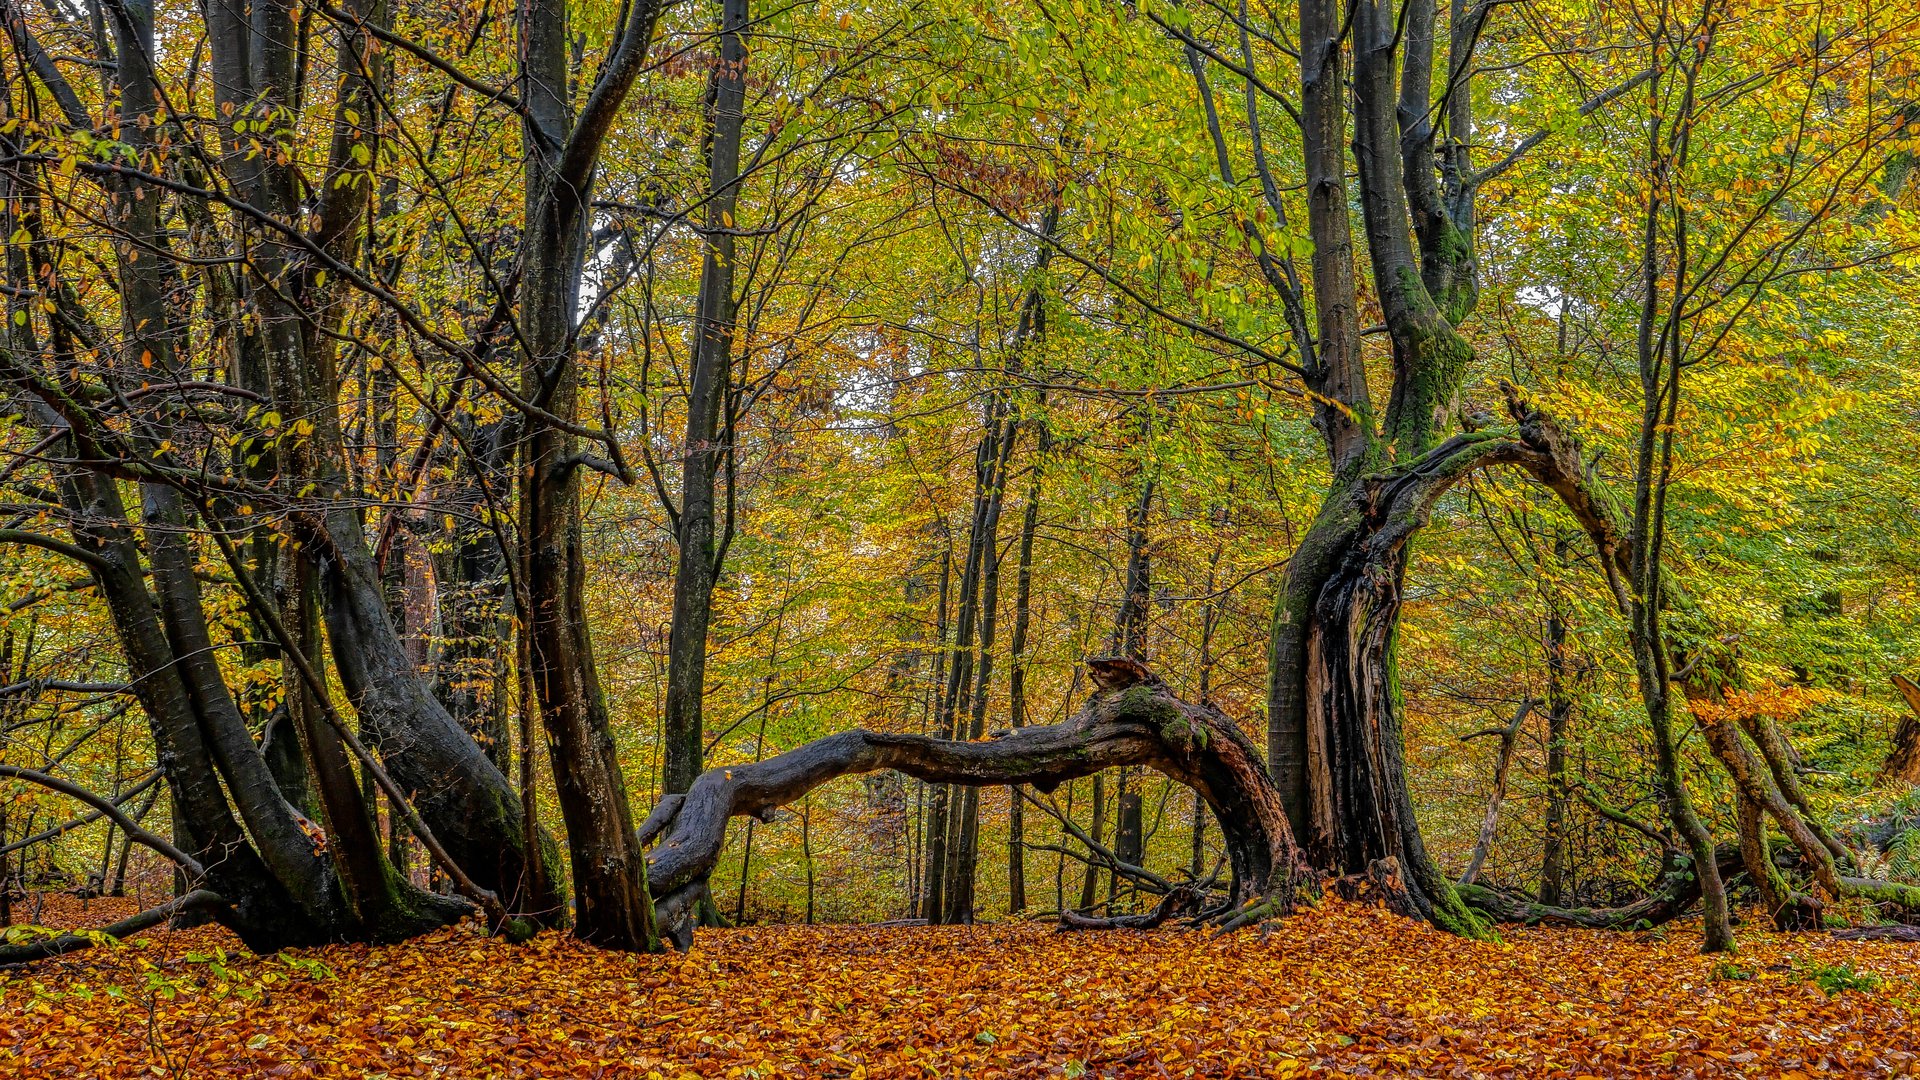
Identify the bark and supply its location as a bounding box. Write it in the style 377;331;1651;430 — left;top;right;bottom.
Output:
662;0;751;797
1287;390;1650;938
211;0;560;928
641;659;1311;948
944;418;1018;923
1878;674;1920;786
516;0;670;951
1733;792;1819;930
1076;774;1106;912
934;219;1056;922
1624;34;1735;954
1058;885;1204;931
1004;432;1046;913
926;415;1013;921
1695;710;1920;915
1538;564;1573;906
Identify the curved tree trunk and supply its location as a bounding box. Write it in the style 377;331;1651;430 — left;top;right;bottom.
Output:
640;658;1310;948
1276;390;1667;940
1296;435;1526;938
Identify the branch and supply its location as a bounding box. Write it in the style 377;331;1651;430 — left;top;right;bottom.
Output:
0;770;160;856
642;660;1304;946
0;891;227;967
1;5;95;129
314;1;524;113
554;0;670;196
0;765;203;878
1573;782;1673;851
0;529;115;573
1456;697;1537;886
924;173;1308;383
1472;68;1657;187
1018;788;1173;895
0;679;131;698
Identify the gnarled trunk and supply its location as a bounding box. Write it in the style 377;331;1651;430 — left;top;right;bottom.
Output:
641;659;1310;948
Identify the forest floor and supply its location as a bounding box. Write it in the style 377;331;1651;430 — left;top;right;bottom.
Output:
2;896;1918;1078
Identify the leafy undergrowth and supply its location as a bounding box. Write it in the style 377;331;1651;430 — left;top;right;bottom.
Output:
4;898;1920;1077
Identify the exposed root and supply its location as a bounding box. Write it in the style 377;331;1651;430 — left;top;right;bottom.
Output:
1330;857;1422;921
1213;895;1288;936
1058;886;1205;931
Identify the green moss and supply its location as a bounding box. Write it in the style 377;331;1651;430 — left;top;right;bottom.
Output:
1847;879;1920;909
1427;885;1501;942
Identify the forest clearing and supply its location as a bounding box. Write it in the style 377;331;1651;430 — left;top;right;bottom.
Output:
5;0;1920;1070
7;897;1920;1078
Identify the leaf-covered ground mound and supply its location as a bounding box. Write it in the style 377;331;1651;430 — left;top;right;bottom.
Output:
4;898;1919;1077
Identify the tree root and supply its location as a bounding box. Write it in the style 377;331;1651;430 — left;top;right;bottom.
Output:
1058;885;1206;931
1330;857;1422;920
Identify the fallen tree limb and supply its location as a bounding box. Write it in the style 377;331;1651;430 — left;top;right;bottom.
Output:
1058;885;1205;931
0;890;228;967
643;659;1310;948
1832;924;1920;943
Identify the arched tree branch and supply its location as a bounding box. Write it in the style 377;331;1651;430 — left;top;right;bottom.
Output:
642;658;1309;948
0;765;203;878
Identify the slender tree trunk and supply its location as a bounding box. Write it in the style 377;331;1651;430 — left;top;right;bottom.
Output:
927;421;1005;921
1626;66;1734;950
1077;774;1105;912
662;0;752;797
910;538;948;914
516;0;667;951
945;419;1019;924
1539;562;1573;906
734;562;791;924
1004;420;1048;914
802;796;817;925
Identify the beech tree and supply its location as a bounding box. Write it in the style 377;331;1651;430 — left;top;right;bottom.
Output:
0;0;1916;965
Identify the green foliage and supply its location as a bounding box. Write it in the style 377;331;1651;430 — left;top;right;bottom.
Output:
1793;959;1881;997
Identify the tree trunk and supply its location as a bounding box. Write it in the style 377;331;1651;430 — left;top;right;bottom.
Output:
516;0;669;951
926;415;1012;921
1538;568;1573;906
1004;423;1048;914
945;419;1018;924
662;0;751;797
1076;774;1105;912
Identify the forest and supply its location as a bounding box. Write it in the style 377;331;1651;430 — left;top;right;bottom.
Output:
1;0;1920;1071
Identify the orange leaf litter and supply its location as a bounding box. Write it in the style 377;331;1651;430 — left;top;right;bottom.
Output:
4;899;1918;1077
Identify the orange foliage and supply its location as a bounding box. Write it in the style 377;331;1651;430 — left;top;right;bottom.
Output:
5;900;1920;1077
1688;684;1833;728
